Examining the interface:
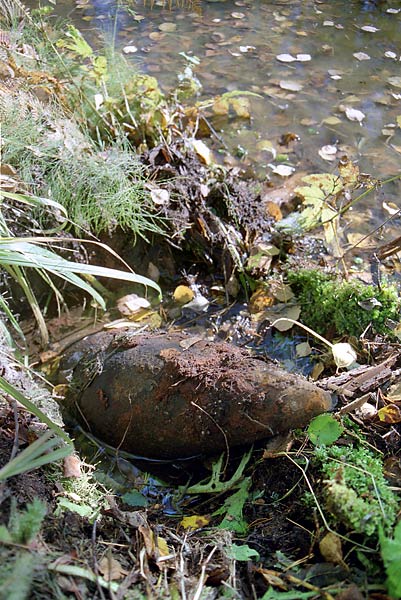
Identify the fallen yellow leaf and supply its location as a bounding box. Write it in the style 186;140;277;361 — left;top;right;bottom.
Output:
180;515;210;530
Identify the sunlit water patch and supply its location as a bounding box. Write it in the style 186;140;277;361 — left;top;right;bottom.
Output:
27;0;401;232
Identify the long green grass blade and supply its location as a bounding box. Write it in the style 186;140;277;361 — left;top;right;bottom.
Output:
0;430;72;481
0;376;72;443
0;240;161;294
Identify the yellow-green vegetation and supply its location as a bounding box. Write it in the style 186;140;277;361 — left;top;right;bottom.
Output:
288;269;400;337
0;86;162;238
315;445;398;538
380;520;401;599
0;499;47;599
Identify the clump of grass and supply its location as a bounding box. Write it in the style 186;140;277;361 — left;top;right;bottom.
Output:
1;88;163;239
287;268;400;338
46;146;162;238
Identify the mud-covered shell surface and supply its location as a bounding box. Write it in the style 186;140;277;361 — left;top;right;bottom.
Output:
59;330;332;459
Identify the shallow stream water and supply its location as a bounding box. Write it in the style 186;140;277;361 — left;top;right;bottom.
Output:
27;0;401;233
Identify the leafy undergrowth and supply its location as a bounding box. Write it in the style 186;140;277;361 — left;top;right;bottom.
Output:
1;387;400;599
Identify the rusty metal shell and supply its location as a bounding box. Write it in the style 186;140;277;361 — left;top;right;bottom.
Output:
59;330;332;459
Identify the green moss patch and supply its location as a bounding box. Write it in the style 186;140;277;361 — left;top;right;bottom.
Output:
288;269;400;337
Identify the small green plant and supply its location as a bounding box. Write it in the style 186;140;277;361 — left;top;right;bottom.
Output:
314;445;398;538
380;520;401;599
0;498;47;544
180;450;253;533
0;86;164;241
0;551;37;600
307;414;343;446
288;269;400;337
0;499;47;600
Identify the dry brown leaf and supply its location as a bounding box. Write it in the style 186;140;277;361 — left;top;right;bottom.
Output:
377;403;401;424
117;294;150;316
265;200;283;221
63;455;82;478
98;555;128;581
319;532;344;565
139;525;171;562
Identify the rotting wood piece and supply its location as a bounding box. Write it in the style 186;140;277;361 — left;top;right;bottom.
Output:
319;355;398;399
58;330;332;459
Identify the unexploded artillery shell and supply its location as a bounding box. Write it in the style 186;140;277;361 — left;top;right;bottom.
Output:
59;330;332;459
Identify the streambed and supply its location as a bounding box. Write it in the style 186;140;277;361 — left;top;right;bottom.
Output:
31;0;401;219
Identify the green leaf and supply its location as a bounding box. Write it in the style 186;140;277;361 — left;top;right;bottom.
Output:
307;414;343;446
380;521;401;598
226;543;260;561
184;448;253;494
261;588;316;600
0;239;161;297
56;498;93;518
0;376;72;444
57;25;93;59
121;490;148;507
214;478;250;534
295;173;343;230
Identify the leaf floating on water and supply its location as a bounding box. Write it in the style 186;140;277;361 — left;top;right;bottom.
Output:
345;107;365;123
239;45;256;53
385;51;397;59
323;116;342;125
388;77;401;89
353;52;370;61
256;139;276;158
158;22;176;32
212;97;229;115
328;69;343;80
269;164;295;177
231;12;245;19
276;53;310;63
122;45;138;54
383;201;400;216
149;31;165;41
279;80;303;91
338;156;359;186
360;25;380;32
231;96;251;118
318;145;337;161
276;53;296;63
